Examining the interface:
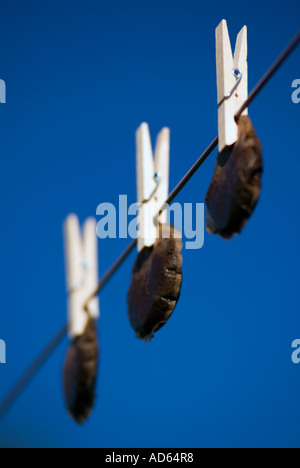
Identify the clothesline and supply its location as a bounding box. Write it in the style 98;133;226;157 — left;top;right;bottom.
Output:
84;28;300;306
0;29;299;420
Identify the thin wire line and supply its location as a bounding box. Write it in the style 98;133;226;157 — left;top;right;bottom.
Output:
0;325;68;419
236;30;300;119
83;136;219;307
0;29;299;421
163;137;219;207
86;27;300;303
84;238;137;304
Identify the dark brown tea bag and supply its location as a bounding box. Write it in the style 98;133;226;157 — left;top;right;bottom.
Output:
63;318;99;424
206;116;263;239
127;224;183;342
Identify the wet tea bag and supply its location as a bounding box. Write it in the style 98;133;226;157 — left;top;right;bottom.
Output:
127;224;183;342
206;116;263;239
63;318;99;424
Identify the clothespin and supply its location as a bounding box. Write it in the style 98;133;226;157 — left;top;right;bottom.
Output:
216;20;248;153
64;214;99;338
136;123;170;252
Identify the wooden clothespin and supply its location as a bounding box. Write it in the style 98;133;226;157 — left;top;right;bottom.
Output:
136;122;170;252
216;20;248;153
64;214;99;338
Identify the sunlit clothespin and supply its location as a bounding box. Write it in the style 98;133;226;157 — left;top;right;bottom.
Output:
64;214;99;338
216;20;248;153
136;123;170;252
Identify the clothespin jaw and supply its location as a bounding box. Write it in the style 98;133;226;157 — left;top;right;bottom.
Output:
216;20;248;153
64;214;100;339
136;123;170;252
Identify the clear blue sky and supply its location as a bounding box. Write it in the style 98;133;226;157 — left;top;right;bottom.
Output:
0;0;299;448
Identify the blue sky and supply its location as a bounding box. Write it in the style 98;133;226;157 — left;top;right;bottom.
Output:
0;0;299;448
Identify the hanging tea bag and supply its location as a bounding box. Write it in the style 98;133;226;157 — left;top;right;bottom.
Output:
63;318;99;424
127;224;183;342
206;116;263;239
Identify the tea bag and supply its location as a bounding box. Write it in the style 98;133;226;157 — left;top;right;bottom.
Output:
127;224;183;342
63;318;99;424
206;116;263;239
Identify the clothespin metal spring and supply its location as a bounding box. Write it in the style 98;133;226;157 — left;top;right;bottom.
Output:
141;172;162;204
218;68;243;106
69;259;92;294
